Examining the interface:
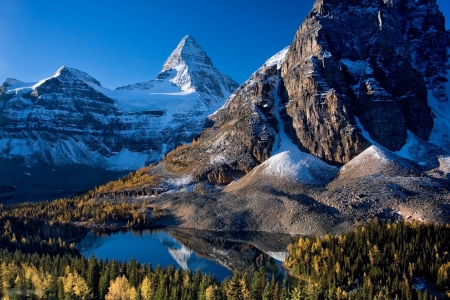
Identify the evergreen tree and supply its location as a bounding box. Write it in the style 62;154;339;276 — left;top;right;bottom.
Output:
87;255;100;299
262;281;273;300
250;267;266;300
226;272;241;300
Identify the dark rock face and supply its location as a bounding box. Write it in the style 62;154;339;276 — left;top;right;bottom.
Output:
280;0;439;163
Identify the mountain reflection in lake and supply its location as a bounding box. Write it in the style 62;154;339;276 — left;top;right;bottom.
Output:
76;228;295;281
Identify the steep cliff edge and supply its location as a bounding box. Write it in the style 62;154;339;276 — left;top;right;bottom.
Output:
280;0;445;164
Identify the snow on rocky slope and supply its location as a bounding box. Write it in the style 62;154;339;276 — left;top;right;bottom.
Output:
225;49;339;190
0;36;238;171
116;35;238;110
338;145;422;180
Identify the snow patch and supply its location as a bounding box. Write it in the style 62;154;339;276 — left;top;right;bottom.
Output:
263;47;290;70
4;78;37;90
261;151;338;184
210;154;227;165
167;175;193;188
427;79;450;148
438;156;450;174
266;251;289;262
394;131;438;166
104;149;149;171
340;145;421;179
354;116;377;145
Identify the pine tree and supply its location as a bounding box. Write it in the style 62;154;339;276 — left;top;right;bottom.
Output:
99;267;111;300
262;282;273;300
280;279;290;300
226;272;241;300
87;255;100;299
250;268;265;300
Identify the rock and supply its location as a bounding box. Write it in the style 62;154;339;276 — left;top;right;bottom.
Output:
280;0;437;163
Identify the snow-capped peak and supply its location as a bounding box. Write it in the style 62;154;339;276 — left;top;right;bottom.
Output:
53;66;103;87
137;35;239;107
157;35;217;92
29;66;102;89
2;78;37;91
161;35;212;71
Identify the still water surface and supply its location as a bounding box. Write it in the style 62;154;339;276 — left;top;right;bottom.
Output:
76;228;294;281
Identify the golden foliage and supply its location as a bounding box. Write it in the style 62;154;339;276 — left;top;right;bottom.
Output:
105;275;135;300
163;143;196;173
59;266;92;299
94;166;158;195
140;276;154;300
205;284;221;300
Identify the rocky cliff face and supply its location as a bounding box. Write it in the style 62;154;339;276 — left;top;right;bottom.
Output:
279;0;445;164
162;0;449;185
0;36;238;171
0;68;123;166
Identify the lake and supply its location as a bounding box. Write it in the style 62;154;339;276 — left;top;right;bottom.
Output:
76;228;295;281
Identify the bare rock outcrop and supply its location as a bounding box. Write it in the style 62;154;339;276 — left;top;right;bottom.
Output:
280;0;441;164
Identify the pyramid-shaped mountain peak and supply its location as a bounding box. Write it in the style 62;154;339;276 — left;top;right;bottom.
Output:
161;35;212;71
117;35;238;105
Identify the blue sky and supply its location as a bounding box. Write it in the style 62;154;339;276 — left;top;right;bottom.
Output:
1;0;449;89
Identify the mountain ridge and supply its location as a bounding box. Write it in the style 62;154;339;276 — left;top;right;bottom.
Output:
0;36;238;201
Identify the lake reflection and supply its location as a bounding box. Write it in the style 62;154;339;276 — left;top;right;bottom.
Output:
76;228;294;281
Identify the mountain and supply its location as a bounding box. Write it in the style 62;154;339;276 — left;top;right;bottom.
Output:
118;35;238;109
0;35;238;201
95;0;450;235
163;0;450;184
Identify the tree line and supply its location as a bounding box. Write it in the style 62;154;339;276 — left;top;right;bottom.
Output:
0;249;291;300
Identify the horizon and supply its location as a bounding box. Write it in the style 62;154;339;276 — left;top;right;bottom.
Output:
1;0;449;89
